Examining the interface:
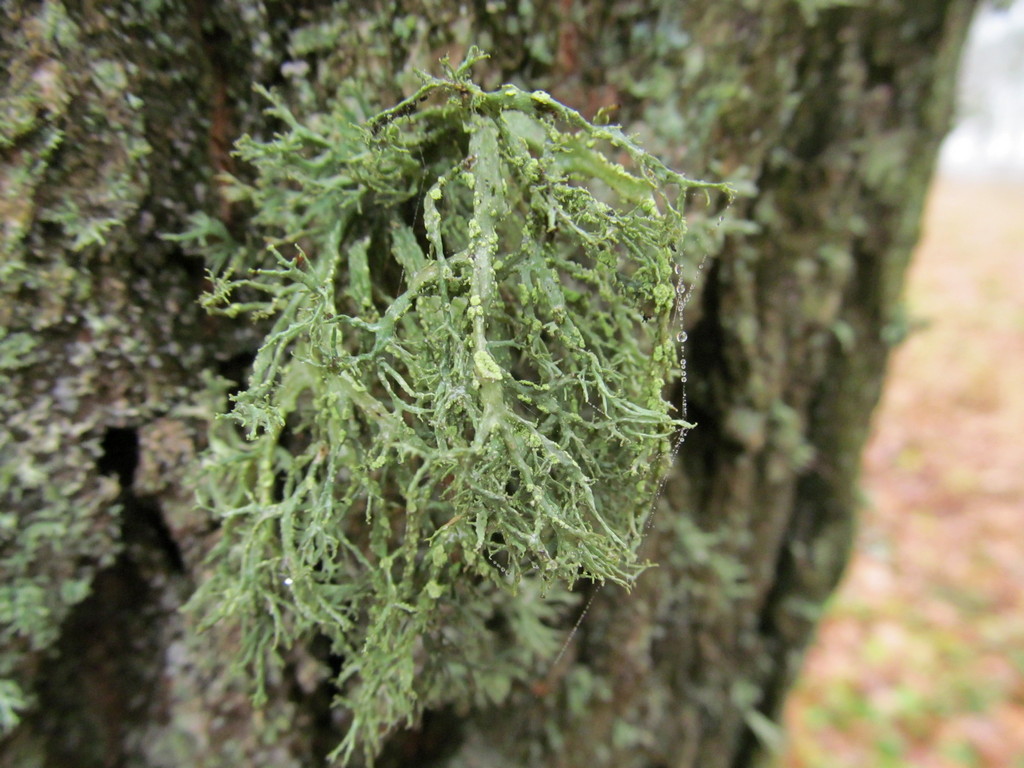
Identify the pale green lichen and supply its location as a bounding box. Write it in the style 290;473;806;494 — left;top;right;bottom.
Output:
178;48;728;765
473;349;504;381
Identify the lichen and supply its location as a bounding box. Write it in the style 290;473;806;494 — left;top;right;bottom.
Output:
177;49;728;764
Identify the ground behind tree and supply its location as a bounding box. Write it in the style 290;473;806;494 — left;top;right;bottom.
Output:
783;176;1024;768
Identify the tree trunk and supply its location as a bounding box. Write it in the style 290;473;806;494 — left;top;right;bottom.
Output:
0;1;976;767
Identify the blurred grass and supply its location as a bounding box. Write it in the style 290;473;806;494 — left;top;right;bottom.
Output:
780;177;1024;768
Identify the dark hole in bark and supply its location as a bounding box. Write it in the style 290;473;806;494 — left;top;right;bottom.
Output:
379;705;465;768
217;350;256;397
97;427;139;491
97;427;184;573
32;556;168;768
122;495;186;574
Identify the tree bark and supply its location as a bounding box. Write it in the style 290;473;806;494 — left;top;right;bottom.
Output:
0;1;977;767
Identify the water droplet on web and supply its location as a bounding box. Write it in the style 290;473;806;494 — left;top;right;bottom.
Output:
547;230;703;679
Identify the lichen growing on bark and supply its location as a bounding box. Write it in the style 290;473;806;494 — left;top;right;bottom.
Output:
177;49;728;763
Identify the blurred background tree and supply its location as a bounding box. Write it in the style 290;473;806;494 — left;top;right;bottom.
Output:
0;1;981;766
784;2;1024;765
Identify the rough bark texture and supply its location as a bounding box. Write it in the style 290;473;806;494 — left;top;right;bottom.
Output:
1;1;976;767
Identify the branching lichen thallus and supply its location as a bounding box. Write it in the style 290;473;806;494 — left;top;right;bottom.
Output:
179;48;730;765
